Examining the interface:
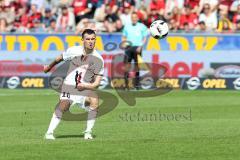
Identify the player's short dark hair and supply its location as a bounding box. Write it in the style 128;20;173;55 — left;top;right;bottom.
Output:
82;29;96;38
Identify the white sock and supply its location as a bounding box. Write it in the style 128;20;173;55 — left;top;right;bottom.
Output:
85;107;97;133
46;108;62;134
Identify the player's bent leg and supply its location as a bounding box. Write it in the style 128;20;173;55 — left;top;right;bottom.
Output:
134;62;140;89
124;62;131;90
58;100;71;113
84;95;99;140
45;100;71;140
134;47;141;89
124;49;132;90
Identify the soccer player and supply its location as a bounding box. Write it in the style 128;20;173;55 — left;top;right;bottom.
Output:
122;12;148;89
43;29;104;140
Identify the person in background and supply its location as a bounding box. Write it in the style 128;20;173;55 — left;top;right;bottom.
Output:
198;0;219;15
235;20;240;31
1;4;15;26
72;0;93;24
95;0;105;8
31;0;46;11
106;0;118;13
75;18;97;34
47;19;58;33
48;0;73;15
197;21;207;32
199;3;217;31
184;0;200;13
165;0;184;13
230;0;240;12
13;5;30;33
103;4;122;32
0;18;12;32
93;2;120;32
0;5;6;20
180;5;198;30
31;19;45;32
27;4;42;29
164;6;180;28
146;5;166;27
18;0;29;7
122;12;148;89
117;0;135;13
232;4;240;25
0;0;240;33
217;10;233;32
219;0;233;13
183;22;191;32
135;0;150;9
149;0;165;15
56;5;75;32
136;5;148;24
168;18;179;32
119;2;132;26
8;0;22;18
42;8;57;31
94;1;107;22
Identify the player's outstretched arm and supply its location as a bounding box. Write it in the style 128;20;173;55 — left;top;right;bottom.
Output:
43;54;63;73
77;75;102;90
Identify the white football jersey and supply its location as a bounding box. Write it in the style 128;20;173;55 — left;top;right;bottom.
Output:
62;46;104;86
63;46;83;61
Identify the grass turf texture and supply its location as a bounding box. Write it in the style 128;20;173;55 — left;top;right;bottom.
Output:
0;89;239;160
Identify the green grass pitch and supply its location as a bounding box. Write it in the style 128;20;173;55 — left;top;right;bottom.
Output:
0;89;239;160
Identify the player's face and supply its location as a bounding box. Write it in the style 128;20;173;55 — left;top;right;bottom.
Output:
83;34;96;50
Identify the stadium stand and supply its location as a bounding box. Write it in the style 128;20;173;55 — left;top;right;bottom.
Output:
0;0;240;33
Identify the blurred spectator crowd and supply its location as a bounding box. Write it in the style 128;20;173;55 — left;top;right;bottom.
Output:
0;0;240;33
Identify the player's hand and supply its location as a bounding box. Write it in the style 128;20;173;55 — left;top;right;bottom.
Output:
121;41;131;49
77;83;85;90
43;65;51;73
136;46;142;53
121;42;127;49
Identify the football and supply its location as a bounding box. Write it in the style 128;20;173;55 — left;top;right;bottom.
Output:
150;20;169;39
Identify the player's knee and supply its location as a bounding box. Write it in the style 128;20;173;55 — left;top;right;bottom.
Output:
89;97;99;109
58;100;71;112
